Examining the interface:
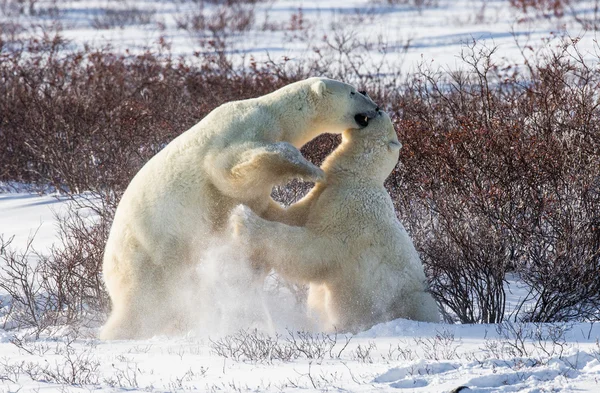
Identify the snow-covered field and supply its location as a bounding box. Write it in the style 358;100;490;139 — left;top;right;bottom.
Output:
2;1;600;391
4;0;600;73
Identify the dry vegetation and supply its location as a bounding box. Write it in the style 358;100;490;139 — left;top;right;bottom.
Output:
0;0;599;331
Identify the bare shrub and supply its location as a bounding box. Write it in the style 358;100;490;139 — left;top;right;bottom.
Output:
415;330;461;360
210;329;351;364
569;0;600;29
7;330;101;386
387;36;600;324
480;321;572;367
509;0;600;29
0;234;50;330
389;43;520;323
175;0;257;49
381;0;439;10
350;342;376;363
104;361;141;389
91;2;156;30
0;200;110;331
0;0;41;16
2;15;599;328
383;341;417;361
38;197;112;324
0;28;305;195
286;329;351;361
0;31;179;193
210;329;294;363
511;41;600;322
509;0;569;18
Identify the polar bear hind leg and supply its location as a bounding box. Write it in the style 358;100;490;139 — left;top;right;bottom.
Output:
100;250;193;340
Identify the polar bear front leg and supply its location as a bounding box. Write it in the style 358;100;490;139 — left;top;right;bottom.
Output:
206;142;324;200
229;205;337;283
231;142;325;183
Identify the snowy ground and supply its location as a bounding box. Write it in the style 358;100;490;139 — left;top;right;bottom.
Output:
1;171;599;393
4;1;600;73
0;315;599;392
2;1;600;391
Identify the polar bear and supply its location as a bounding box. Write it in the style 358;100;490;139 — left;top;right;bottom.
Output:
230;111;440;333
100;77;379;340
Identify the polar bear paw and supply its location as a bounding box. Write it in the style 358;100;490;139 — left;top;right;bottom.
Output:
268;142;326;183
304;165;326;183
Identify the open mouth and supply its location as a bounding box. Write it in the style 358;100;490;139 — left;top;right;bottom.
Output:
354;109;380;127
354;114;370;127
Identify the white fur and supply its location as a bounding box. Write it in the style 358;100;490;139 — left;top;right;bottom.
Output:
100;77;379;339
230;112;440;333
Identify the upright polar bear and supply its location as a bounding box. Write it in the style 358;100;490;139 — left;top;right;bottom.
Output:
231;112;440;333
101;77;379;339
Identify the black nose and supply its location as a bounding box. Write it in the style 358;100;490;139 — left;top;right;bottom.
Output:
359;90;367;96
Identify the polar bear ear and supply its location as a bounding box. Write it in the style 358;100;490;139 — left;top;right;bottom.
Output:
310;80;327;97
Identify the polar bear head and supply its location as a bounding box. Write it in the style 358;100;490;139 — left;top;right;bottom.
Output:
270;77;380;146
323;111;401;184
308;77;380;132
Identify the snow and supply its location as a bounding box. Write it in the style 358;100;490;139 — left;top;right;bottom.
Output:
0;192;71;253
0;311;598;391
6;1;600;74
2;1;600;391
1;177;599;392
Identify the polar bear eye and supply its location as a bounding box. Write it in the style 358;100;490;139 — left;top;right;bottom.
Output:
350;91;356;96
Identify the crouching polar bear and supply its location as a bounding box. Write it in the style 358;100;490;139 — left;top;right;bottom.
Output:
101;77;380;339
230;111;440;333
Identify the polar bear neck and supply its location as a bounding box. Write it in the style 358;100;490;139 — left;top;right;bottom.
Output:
259;85;322;148
322;138;389;186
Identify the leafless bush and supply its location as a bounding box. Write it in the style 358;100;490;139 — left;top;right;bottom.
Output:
262;6;311;33
210;329;295;363
380;0;439;10
350;342;376;363
1;31;176;193
0;232;60;331
383;341;417;361
390;38;600;323
103;362;140;389
2;15;599;328
509;0;600;29
91;2;156;29
39;198;112;324
569;0;600;29
6;330;101;386
175;0;257;49
0;196;112;331
415;330;461;360
286;329;351;361
480;321;572;368
0;28;304;195
509;0;569;18
0;0;57;17
390;43;520;323
209;329;351;363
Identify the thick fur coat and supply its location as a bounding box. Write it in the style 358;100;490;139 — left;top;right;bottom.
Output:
231;112;440;333
101;77;379;339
